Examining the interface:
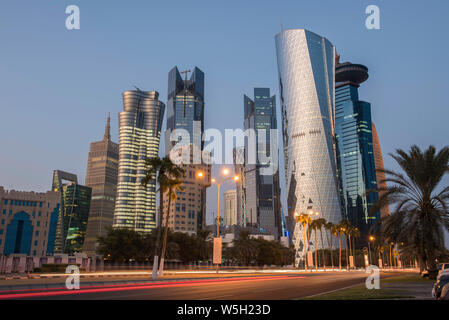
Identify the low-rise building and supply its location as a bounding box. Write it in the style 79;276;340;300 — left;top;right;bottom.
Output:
0;186;60;256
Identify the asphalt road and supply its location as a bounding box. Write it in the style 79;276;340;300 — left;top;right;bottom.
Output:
0;271;410;300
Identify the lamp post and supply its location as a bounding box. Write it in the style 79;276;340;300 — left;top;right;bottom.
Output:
368;235;375;266
197;168;239;273
295;210;318;272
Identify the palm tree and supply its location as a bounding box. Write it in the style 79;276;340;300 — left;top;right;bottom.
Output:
310;219;319;271
315;218;328;270
332;224;344;271
325;222;335;269
298;214;312;271
338;219;351;270
370;145;449;272
141;156;185;278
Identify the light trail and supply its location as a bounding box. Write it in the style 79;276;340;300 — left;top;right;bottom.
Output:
0;275;306;300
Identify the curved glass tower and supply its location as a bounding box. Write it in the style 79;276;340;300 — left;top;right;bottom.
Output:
113;90;165;233
275;29;342;264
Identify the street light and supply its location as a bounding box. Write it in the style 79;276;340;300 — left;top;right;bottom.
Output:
368;235;375;265
198;167;239;273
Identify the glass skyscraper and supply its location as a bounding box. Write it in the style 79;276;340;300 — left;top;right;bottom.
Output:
334;58;380;245
52;170;92;254
275;29;342;264
243;88;282;238
163;66;210;234
113;90;165;233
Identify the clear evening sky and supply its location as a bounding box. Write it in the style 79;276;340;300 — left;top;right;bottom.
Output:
1;1;449;238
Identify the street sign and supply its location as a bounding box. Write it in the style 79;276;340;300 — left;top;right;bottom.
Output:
213;237;222;265
364;254;369;268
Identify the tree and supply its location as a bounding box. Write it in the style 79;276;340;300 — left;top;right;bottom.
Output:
141;156;185;278
370;145;449;272
314;218;327;269
325;222;335;269
232;231;258;266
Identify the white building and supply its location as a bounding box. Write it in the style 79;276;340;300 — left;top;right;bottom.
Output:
223;189;237;226
275;29;343;265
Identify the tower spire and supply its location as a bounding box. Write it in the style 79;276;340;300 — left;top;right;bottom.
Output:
104;113;111;141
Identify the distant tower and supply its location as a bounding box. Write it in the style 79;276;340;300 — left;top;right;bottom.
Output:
113;90;165;233
224;189;237;226
334;59;380;245
52;170;92;254
372;122;390;217
243;88;282;238
162;66;211;234
83;114;119;255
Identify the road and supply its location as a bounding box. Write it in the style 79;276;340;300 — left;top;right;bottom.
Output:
0;271;410;300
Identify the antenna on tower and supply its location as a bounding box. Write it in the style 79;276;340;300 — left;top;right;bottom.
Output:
180;69;191;83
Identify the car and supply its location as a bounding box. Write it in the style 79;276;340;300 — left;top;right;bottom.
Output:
437;263;449;275
440;283;449;300
433;273;449;299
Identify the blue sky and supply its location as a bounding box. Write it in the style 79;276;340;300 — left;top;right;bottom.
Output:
1;1;449;233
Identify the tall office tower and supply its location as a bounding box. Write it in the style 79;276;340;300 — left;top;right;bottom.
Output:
223;189;237;226
52;170;92;254
83;114;119;255
372;122;390;217
334;59;380;244
233;147;246;226
243;88;282;238
113;90;165;233
0;186;60;256
275;29;342;264
162;66;210;234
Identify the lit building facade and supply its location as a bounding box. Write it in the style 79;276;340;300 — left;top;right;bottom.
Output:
275;29;342;264
83;114;119;255
113;90;165;233
372;122;390;217
52;170;92;254
223;189;237;226
243;88;282;238
0;186;60;256
163;66;210;234
334;59;380;245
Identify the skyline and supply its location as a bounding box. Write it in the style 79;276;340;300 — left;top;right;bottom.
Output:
1;1;449;232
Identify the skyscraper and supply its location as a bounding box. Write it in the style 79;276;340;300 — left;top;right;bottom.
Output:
83;114;119;255
334;58;380;244
275;29;342;264
113;90;165;233
243;88;282;238
372;122;390;217
162;67;210;234
52;170;92;254
223;189;237;226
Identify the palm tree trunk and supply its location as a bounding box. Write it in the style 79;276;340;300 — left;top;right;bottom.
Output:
339;234;342;271
315;229;318;271
158;188;173;276
320;228;326;271
152;192;165;279
329;231;334;269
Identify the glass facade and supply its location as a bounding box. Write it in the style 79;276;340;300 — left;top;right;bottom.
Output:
243;88;282;238
334;61;380;246
113;90;165;233
52;170;92;254
163;66;210;234
275;29;342;264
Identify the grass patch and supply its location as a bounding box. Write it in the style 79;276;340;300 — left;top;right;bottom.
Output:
304;285;414;300
304;274;427;300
